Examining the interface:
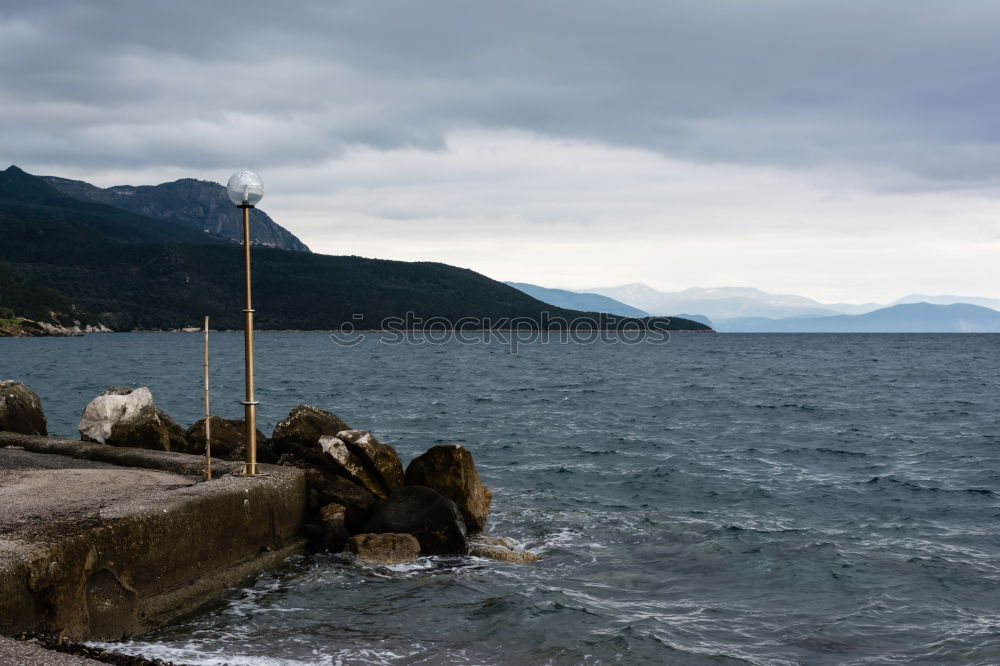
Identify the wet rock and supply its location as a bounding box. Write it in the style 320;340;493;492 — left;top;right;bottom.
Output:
184;416;267;458
318;503;350;552
338;429;405;491
0;380;47;436
318;435;389;499
363;486;468;555
271;405;351;458
468;536;539;563
349;533;421;565
405;444;492;534
282;464;381;532
78;387;188;452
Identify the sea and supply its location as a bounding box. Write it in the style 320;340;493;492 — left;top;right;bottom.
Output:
2;331;999;665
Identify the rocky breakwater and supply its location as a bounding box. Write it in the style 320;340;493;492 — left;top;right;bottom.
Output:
3;384;535;565
272;404;538;564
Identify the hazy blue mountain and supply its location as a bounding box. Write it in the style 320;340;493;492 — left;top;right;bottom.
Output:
42;174;310;252
674;313;714;327
715;303;1000;332
890;293;1000;310
506;282;650;317
585;284;848;319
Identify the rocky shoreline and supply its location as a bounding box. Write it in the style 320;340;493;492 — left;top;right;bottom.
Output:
0;317;113;337
3;381;537;567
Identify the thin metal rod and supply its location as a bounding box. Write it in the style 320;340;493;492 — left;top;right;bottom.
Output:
241;204;258;476
203;315;212;481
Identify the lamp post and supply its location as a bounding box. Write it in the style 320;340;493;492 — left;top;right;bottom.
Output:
226;169;264;476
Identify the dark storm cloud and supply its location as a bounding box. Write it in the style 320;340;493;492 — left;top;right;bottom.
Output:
3;0;1000;186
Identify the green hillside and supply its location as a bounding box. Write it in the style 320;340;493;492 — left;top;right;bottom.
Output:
0;166;712;333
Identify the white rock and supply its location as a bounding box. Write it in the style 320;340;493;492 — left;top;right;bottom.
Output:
78;387;154;444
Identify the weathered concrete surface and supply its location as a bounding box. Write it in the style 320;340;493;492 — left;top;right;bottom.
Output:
0;432;307;641
0;448;193;538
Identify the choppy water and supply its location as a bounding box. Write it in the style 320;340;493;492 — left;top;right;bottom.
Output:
3;332;1000;665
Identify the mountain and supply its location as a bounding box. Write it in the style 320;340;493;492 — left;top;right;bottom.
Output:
716;303;1000;333
42;174;310;252
673;313;713;327
0;167;710;333
505;282;650;317
585;284;849;319
0;166;222;246
890;293;1000;310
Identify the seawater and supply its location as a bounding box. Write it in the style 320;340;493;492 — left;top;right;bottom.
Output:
2;332;999;665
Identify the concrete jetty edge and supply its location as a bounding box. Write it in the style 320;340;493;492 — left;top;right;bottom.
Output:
0;432;308;641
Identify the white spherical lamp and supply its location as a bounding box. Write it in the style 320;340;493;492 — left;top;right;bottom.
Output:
226;169;264;206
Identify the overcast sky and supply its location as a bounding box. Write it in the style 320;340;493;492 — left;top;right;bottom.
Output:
3;1;999;302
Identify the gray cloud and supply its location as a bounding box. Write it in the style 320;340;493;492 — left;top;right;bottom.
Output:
3;0;1000;187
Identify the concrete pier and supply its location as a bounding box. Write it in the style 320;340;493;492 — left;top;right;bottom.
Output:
0;432;307;641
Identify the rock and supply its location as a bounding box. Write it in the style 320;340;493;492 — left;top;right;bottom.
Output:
318;436;389;499
271;405;351;458
317;503;350;552
78;387;188;452
349;533;421;565
363;486;468;555
184;416;267;458
225;438;279;464
337;429;405;491
284;464;381;533
468;536;539;563
0;381;47;436
404;444;492;534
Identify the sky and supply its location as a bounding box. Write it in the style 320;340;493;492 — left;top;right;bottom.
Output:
2;0;999;303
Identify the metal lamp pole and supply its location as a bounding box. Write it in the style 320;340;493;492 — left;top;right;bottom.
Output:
226;169;265;476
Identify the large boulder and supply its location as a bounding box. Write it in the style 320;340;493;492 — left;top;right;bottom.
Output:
404;444;492;534
271;405;351;458
338;429;405;491
318;436;389;499
363;486;468;555
0;380;47;436
184;416;268;458
349;533;420;565
78;387;188;452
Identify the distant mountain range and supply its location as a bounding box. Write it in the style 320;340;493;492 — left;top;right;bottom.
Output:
505;282;650;317
573;282;1000;332
718;303;1000;333
585;284;866;320
42;173;310;252
0;165;709;333
889;294;1000;310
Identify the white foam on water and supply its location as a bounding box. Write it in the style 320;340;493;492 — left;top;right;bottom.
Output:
90;639;475;666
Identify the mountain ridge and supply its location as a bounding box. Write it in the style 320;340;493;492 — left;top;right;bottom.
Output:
582;281;997;321
505;282;650;317
42;172;310;252
715;302;1000;333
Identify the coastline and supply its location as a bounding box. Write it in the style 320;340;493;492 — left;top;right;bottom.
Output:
2;324;716;336
0;318;112;338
